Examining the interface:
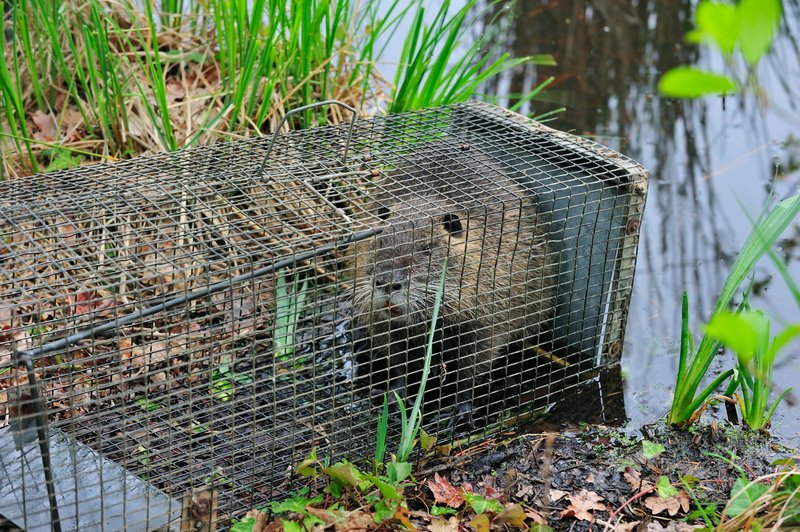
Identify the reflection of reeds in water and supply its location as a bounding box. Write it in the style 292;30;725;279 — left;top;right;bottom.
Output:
478;0;800;430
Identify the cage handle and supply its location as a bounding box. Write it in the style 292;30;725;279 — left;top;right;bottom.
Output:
256;100;358;178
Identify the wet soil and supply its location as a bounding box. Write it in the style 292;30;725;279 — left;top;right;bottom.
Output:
406;422;796;530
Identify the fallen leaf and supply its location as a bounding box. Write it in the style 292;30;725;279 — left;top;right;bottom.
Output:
514;483;533;498
524;507;547;524
305;506;337;527
428;516;459;532
428;473;465;508
337;509;374;531
624;467;656;495
67;290;115;318
495;503;526;528
478;475;503;501
549;489;568;502
613;521;641;531
392;505;413;530
586;473;595;484
469;512;490;532
644;490;690;516
560;490;607;521
32;110;57;141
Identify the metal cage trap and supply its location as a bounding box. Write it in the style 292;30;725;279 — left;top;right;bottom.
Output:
0;101;648;530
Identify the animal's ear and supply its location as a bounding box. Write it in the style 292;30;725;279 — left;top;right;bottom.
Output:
377;205;391;220
442;213;464;236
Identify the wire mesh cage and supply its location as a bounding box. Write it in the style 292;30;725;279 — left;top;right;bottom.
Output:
0;101;648;530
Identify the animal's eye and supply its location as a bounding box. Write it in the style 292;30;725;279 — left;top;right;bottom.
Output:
442;213;463;236
377;205;391;220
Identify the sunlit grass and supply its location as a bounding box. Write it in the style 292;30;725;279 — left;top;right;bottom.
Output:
0;0;553;176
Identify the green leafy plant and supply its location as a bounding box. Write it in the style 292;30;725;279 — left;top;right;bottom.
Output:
669;194;800;426
705;310;799;430
210;363;253;402
717;461;800;529
273;273;309;362
393;256;448;464
659;0;782;98
642;440;666;460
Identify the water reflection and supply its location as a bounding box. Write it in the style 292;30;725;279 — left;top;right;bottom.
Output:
483;0;800;442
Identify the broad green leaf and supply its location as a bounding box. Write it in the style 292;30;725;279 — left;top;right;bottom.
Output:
230;517;256;532
323;462;363;487
738;0;782;65
372;498;398;524
419;428;436;451
269;494;323;514
388;459;412;483
365;474;403;500
464;493;503;514
691;1;739;54
280;519;303;532
726;477;769;516
657;476;678;498
431;505;458;516
705;312;759;363
658;67;738;98
295;447;318;477
642;440;666;459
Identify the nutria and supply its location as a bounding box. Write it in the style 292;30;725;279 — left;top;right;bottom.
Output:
349;141;556;426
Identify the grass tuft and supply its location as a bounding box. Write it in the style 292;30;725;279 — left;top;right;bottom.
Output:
1;0;553;176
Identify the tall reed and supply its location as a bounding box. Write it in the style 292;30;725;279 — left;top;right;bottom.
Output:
0;1;550;175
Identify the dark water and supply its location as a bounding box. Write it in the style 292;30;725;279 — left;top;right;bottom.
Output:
480;0;800;444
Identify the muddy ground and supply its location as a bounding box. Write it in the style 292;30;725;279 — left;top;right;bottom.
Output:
404;421;796;530
247;420;797;531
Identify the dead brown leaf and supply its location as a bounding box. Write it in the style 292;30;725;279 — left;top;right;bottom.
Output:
560;489;607;521
305;507;337;527
623;466;641;490
524;506;547;525
32;110;57;141
478;475;503;501
246;509;269;532
549;489;568;502
427;473;465;508
644;490;690;516
392;505;413;530
495;503;527;528
427;516;459;532
335;509;375;531
469;512;490;532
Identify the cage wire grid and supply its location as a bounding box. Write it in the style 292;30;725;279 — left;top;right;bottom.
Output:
0;101;648;530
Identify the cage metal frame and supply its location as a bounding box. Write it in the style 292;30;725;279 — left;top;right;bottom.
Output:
0;100;648;530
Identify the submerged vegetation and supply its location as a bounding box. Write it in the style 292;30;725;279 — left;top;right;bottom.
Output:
0;0;552;177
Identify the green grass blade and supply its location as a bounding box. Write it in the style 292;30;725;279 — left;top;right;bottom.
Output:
670;194;800;424
374;395;389;470
676;290;690;391
677;368;735;422
397;257;448;462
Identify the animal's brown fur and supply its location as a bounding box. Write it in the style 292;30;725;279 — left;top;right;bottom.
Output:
350;141;557;422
